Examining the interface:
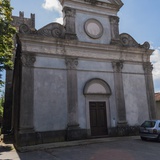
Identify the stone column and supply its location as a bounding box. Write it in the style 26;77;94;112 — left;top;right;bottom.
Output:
109;16;120;45
19;54;36;133
143;62;157;119
63;7;77;40
65;57;79;140
112;61;127;126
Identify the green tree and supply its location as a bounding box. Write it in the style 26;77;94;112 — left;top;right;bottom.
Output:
0;0;16;86
0;95;4;118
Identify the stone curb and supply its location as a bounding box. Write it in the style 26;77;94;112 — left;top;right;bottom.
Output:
17;136;140;152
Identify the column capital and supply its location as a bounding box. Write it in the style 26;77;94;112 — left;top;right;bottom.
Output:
112;60;123;72
21;54;36;67
63;7;76;17
109;16;119;24
65;58;78;69
143;62;153;74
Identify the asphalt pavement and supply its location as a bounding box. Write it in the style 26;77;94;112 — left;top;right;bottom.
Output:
0;136;160;160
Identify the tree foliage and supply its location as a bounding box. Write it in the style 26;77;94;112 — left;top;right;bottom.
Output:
0;95;4;118
0;0;16;84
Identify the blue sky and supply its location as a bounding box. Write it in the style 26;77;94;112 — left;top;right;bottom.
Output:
11;0;160;93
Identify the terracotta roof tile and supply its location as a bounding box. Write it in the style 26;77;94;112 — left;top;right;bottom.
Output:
155;93;160;101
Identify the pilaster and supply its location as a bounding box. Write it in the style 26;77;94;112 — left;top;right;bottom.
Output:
112;61;127;126
65;57;80;140
143;62;157;119
19;54;36;133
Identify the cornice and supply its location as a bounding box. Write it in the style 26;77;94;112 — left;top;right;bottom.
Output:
17;34;153;63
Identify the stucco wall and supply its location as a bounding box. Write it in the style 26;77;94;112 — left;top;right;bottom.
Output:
77;60;116;129
32;57;150;131
33;57;68;131
123;64;149;126
76;12;111;44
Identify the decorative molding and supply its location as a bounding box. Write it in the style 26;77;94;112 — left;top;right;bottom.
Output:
19;23;66;39
112;61;123;72
110;16;119;25
119;33;150;49
37;23;65;38
142;42;150;50
84;0;123;8
110;16;120;44
63;7;76;17
65;58;78;69
83;78;111;95
21;55;36;67
84;0;97;5
143;62;153;74
19;24;32;34
63;7;77;40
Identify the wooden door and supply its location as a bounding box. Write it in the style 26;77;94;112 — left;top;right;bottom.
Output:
89;102;108;136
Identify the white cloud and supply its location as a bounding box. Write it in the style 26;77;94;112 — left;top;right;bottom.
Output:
42;0;62;13
151;48;160;81
55;17;63;24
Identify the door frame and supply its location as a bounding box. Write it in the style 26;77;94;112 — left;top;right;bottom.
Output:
83;78;112;136
85;95;111;136
89;101;108;136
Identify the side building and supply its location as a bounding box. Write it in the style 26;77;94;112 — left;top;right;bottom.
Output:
4;0;156;147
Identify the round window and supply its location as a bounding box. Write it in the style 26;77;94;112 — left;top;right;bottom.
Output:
84;19;103;39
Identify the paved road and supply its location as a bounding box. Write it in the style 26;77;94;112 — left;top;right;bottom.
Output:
0;137;160;160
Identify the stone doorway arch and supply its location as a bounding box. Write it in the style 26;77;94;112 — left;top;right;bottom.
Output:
83;78;111;136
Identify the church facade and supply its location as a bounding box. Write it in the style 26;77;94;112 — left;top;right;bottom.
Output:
5;0;156;147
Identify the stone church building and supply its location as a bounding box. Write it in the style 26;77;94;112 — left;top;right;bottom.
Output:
3;0;156;147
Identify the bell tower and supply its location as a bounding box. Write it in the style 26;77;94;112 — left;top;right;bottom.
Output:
59;0;123;44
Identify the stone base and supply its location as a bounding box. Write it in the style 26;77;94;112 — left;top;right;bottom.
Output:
117;121;128;127
15;130;66;147
13;126;139;147
65;33;77;40
66;125;87;141
14;128;88;147
109;126;140;137
110;39;121;45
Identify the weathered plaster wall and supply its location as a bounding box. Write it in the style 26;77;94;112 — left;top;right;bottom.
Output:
123;64;149;126
76;12;111;44
32;56;150;131
77;60;117;129
33;57;68;131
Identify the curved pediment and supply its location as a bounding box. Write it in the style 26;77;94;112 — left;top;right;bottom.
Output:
119;33;150;50
37;23;65;38
19;22;66;39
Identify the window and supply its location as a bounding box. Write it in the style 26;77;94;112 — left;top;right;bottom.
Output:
141;121;156;128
